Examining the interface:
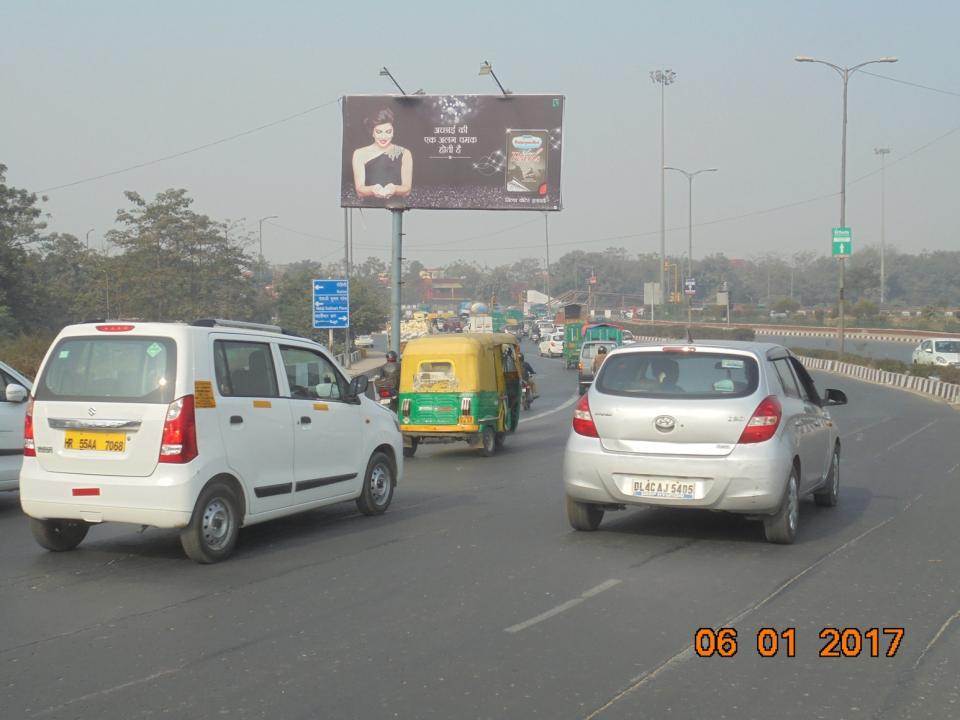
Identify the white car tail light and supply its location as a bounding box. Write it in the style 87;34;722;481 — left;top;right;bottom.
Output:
23;399;35;457
159;395;198;463
572;393;599;438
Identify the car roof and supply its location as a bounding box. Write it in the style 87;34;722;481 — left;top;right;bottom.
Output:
56;321;313;343
607;339;789;357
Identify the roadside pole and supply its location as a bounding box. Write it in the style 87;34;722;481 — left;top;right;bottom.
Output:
343;208;351;367
390;209;403;355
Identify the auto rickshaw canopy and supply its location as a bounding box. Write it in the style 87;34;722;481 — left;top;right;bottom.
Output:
399;333;520;394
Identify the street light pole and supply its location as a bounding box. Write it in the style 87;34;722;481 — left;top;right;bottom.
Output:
257;215;278;283
875;147;891;305
795;55;897;357
543;212;551;303
665;166;717;325
85;228;94;249
650;69;676;322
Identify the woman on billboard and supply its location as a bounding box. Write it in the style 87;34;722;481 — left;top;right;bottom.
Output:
352;108;412;200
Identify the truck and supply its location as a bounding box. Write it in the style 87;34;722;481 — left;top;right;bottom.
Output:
562;304;585;369
468;315;494;333
582;322;624;345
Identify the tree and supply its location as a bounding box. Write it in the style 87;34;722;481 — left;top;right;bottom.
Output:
0;163;48;333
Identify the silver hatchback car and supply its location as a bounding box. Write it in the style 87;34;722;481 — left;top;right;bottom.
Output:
562;341;847;543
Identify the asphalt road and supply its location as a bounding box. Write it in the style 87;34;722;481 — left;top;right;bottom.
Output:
762;334;915;363
1;342;958;719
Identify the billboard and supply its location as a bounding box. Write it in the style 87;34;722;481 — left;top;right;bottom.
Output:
340;94;564;211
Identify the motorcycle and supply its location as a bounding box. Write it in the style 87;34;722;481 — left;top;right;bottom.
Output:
376;384;398;413
521;379;533;410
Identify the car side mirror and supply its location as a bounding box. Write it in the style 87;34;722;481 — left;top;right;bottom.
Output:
823;388;847;406
347;374;369;403
4;383;28;403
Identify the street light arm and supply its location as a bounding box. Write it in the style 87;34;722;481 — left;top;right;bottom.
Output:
849;57;899;74
795;56;845;76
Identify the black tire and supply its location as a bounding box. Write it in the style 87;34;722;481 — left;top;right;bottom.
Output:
30;518;89;552
356;451;395;515
478;425;497;457
180;480;242;564
494;431;506;450
578;384;587;396
814;445;840;507
403;437;418;458
522;391;532;410
764;468;799;545
565;495;604;531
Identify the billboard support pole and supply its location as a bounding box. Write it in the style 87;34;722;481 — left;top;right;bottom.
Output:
343;208;352;367
390;209;404;354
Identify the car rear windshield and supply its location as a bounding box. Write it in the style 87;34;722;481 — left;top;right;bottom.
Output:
36;336;177;404
935;341;960;353
581;343;616;360
595;351;759;399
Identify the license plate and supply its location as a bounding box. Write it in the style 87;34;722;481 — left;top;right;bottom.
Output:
614;474;704;500
64;430;126;453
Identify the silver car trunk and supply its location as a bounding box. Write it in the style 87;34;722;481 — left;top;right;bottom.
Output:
590;348;764;457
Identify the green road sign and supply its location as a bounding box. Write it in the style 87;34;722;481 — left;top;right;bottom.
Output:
832;227;852;257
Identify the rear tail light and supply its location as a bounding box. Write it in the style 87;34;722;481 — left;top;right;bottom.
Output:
572;393;599;438
159;395;198;463
662;346;697;353
460;397;472;416
738;395;782;444
23;399;35;457
378;386;393;399
96;324;135;332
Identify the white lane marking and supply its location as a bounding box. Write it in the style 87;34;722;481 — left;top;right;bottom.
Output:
583;495;923;720
886;420;938;452
840;416;892;440
914;607;960;670
519;394;579;424
32;668;181;717
505;578;621;634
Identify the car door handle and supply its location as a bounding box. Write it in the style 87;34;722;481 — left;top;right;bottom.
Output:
300;416;312;425
230;415;243;425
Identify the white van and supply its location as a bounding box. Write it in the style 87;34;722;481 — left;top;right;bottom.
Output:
19;320;403;563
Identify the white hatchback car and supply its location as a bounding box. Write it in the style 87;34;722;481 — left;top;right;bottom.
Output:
912;338;960;367
19;320;403;563
1;361;33;491
539;332;565;358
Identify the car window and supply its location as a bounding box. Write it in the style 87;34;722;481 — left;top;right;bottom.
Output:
0;368;15;389
35;335;176;404
215;340;279;398
596;351;759;399
788;357;820;404
921;341;932;352
935;341;959;353
279;345;344;401
772;358;801;399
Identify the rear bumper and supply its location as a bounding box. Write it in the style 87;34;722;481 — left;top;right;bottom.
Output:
19;457;198;528
562;432;791;514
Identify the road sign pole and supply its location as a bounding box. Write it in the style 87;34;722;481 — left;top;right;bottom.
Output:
390;209;404;354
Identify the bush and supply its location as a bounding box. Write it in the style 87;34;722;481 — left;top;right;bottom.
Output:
622;322;755;342
0;333;56;380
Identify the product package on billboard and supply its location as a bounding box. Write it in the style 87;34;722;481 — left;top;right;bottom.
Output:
341;95;564;211
505;130;548;195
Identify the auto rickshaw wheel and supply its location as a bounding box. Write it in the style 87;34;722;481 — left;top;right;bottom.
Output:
403;437;418;458
494;431;506;450
478;426;497;457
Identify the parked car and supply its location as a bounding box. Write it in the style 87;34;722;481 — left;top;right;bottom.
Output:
912;338;960;367
539;331;565;358
354;334;375;348
19;319;403;563
1;361;33;492
577;341;618;395
621;330;636;344
563;341;847;544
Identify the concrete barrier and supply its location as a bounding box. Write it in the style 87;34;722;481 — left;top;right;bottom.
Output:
627;334;960;406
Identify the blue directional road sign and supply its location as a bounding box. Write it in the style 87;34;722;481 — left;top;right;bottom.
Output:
312;279;350;329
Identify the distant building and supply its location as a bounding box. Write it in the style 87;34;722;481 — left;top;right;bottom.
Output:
422;275;466;311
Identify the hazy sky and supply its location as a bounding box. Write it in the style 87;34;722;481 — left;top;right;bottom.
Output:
2;0;958;269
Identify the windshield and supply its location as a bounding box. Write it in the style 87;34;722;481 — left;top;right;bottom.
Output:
595;351;759;399
581;343;616;360
36;336;177;404
935;341;960;354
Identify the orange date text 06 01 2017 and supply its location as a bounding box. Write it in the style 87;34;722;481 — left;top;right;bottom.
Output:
694;627;905;658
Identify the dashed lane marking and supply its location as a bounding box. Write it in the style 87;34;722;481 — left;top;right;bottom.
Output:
505;579;622;634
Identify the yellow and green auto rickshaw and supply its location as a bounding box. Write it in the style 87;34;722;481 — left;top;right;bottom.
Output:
398;333;521;458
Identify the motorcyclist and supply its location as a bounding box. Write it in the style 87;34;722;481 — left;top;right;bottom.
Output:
591;345;608;377
519;353;538;399
380;350;400;401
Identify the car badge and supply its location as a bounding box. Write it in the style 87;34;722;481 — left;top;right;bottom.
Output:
654;415;676;432
88;407;97;417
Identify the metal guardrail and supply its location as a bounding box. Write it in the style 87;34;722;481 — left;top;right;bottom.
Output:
334;350;363;367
